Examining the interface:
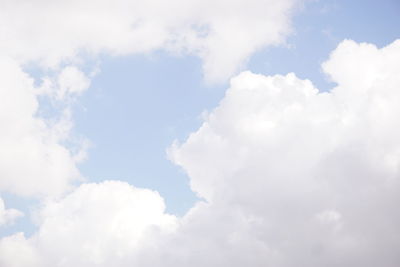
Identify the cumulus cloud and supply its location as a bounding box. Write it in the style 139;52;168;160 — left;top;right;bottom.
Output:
0;0;299;83
168;39;400;266
0;181;177;267
1;39;399;266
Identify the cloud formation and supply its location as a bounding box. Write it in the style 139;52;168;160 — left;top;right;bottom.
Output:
1;39;399;266
0;0;298;83
169;39;400;266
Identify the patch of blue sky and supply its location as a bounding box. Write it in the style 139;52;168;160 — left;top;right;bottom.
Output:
73;52;225;215
0;192;38;237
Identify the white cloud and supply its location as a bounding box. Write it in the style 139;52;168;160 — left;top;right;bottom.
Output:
0;233;40;267
0;181;177;267
168;39;400;266
0;59;83;197
0;0;299;83
0;197;23;226
1;39;400;266
56;66;91;100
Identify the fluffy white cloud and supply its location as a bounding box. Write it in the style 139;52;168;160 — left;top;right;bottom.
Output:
0;233;40;267
1;39;399;266
0;59;84;197
0;197;23;226
0;0;299;83
0;181;177;267
168;39;400;266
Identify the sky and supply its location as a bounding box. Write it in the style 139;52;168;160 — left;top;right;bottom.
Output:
0;0;399;266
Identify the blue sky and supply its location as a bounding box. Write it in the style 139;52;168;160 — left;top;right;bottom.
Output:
0;0;399;266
